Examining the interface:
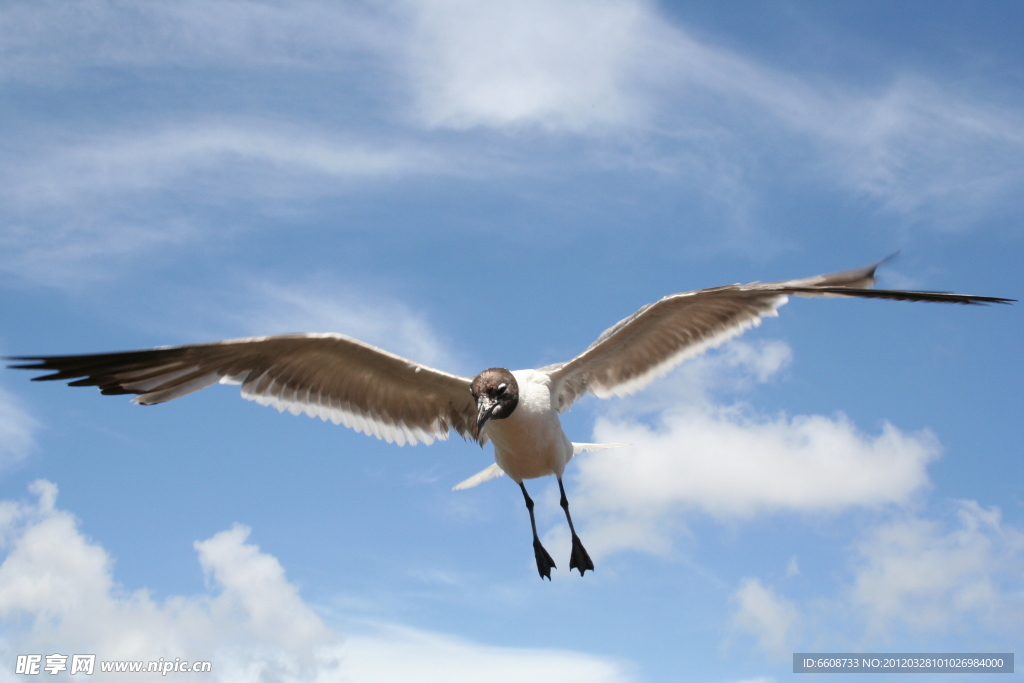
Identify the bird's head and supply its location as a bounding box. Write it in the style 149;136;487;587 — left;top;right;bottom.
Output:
470;368;519;433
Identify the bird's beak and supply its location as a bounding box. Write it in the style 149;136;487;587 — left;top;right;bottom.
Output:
476;397;497;431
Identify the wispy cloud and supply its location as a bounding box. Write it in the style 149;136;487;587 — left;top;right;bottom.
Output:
1;123;426;235
722;499;1024;659
405;0;1024;224
0;481;634;682
230;277;466;372
5;0;1018;223
0;218;201;289
0;0;391;80
6;125;429;204
3;1;1021;288
730;578;800;659
134;273;468;374
0;124;433;286
0;386;38;471
848;500;1024;639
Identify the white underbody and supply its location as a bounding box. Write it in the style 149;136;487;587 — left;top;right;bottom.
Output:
482;369;573;483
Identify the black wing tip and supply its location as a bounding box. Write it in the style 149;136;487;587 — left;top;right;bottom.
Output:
5;359;65;377
886;291;1015;305
5;357;143;394
5;365;140;396
30;373;70;382
99;386;136;395
788;286;1014;305
859;254;1014;305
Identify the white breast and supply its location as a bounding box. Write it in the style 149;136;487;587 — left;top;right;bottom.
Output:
483;369;574;482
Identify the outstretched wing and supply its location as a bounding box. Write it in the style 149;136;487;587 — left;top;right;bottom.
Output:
7;333;477;446
543;260;1012;410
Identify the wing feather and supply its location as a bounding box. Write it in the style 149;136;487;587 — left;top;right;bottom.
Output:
7;333;477;445
544;260;1012;410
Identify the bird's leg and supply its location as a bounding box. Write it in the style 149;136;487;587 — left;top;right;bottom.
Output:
558;478;594;576
519;482;556;580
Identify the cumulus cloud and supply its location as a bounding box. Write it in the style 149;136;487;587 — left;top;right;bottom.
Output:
730;578;799;658
849;500;1024;638
0;481;337;680
586;409;936;518
0;481;632;683
566;341;938;556
0;386;38;470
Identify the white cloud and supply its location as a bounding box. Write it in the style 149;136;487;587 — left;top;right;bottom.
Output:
0;386;38;470
338;624;633;683
675;339;793;398
589;410;935;518
407;0;667;132
730;578;799;659
0;481;337;681
848;500;1024;638
8;125;425;203
194;525;334;661
0;481;632;683
561;341;938;557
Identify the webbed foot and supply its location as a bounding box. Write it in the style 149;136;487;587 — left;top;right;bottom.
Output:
533;538;556;580
569;534;594;576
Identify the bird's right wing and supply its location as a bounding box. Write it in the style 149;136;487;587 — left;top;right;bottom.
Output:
7;333;477;446
544;259;1012;411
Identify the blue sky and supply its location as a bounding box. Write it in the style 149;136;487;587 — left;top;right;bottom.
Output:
0;1;1022;681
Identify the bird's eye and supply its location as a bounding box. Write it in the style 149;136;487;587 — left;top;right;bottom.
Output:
497;383;507;394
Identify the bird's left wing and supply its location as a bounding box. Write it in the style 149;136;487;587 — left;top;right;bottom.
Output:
543;260;1012;411
7;333;477;446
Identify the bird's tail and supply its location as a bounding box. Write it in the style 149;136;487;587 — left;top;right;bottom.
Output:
452;463;505;491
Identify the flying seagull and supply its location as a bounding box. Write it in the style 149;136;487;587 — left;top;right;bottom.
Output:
7;259;1012;579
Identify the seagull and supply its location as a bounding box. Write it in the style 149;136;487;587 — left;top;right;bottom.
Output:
7;259;1012;579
